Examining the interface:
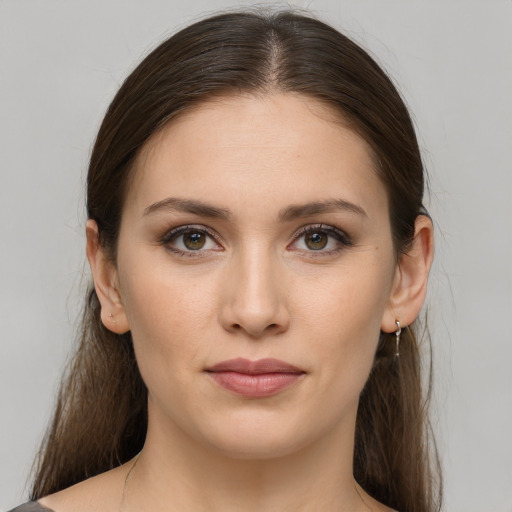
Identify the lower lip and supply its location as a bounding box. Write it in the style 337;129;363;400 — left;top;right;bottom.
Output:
208;371;304;398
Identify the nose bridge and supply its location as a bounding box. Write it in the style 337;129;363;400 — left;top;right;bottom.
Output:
221;242;289;337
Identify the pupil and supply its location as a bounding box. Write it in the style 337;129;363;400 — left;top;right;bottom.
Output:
184;232;205;250
307;232;327;250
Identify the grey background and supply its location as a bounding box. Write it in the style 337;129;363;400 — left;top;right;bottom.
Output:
1;0;511;510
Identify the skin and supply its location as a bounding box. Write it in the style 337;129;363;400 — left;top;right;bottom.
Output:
41;93;433;512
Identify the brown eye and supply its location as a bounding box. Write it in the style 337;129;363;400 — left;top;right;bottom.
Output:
289;224;353;256
305;232;328;250
183;231;206;250
162;226;220;254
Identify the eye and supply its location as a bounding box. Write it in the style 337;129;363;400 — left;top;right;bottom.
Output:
290;224;352;255
304;231;329;250
181;231;208;250
162;225;221;255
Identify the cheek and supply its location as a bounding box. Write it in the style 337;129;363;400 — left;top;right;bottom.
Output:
300;265;391;336
117;254;220;382
298;258;394;380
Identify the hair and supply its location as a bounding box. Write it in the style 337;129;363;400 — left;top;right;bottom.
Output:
31;9;441;512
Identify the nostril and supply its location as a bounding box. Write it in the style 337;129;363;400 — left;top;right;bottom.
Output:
229;322;280;335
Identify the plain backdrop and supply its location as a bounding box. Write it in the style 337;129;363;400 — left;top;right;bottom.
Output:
1;0;511;510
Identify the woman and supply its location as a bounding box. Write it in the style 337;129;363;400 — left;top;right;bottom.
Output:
9;9;441;512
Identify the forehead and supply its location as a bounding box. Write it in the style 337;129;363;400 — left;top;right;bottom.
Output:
126;93;388;220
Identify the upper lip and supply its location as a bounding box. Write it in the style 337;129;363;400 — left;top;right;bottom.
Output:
206;358;304;375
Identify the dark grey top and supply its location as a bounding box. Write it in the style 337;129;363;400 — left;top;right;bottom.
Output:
7;503;52;512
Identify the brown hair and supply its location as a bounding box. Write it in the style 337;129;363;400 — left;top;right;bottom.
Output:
31;9;441;511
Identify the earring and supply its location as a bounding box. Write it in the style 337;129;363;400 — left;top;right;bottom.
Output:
108;312;116;323
395;320;401;357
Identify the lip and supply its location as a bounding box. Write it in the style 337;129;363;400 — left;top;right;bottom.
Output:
206;358;305;398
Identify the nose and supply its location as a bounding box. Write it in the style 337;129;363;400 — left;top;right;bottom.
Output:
219;249;290;338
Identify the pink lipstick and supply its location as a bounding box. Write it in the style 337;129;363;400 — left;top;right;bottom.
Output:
206;358;305;398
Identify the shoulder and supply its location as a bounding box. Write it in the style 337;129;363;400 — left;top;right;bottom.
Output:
6;503;53;512
36;463;129;512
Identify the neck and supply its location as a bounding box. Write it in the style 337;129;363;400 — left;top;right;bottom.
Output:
122;404;368;512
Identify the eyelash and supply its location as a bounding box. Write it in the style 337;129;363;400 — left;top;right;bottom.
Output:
290;224;353;256
160;225;222;258
160;223;353;258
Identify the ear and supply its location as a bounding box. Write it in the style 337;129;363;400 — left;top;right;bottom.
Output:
86;219;130;334
381;215;434;333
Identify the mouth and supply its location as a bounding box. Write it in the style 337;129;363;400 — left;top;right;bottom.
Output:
205;358;306;398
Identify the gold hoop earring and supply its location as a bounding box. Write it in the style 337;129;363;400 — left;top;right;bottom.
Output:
395;321;401;357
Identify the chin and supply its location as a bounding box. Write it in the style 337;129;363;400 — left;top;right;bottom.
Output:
207;432;310;461
197;409;327;461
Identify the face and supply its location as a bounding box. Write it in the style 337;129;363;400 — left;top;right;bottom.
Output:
113;93;399;458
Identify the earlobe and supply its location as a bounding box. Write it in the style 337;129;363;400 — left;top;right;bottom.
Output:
381;215;434;333
86;219;130;334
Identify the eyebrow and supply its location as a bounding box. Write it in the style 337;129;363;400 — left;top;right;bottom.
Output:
143;197;367;221
278;198;367;222
143;197;232;219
